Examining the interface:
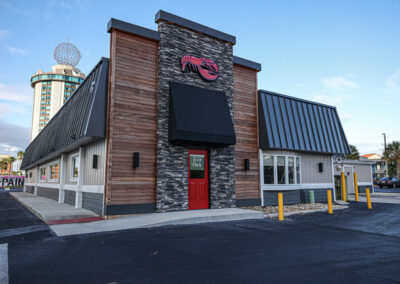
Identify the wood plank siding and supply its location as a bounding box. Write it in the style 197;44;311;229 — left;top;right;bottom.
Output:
105;30;158;206
233;64;260;201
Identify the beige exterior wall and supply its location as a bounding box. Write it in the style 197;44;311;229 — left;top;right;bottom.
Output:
354;164;373;182
83;139;106;185
25;140;106;187
261;149;333;184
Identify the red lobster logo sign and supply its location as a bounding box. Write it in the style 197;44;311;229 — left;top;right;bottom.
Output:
180;55;219;81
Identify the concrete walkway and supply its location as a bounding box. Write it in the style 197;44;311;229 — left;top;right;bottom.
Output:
10;192;100;225
11;192;264;237
348;192;400;204
51;208;264;237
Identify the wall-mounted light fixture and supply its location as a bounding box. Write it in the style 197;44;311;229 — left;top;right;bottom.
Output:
133;152;140;168
318;162;323;173
92;155;99;169
244;159;250;171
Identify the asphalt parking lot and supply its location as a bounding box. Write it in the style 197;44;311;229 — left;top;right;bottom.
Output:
374;186;400;193
1;195;400;284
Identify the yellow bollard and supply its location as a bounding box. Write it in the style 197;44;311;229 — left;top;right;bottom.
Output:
354;172;359;202
327;190;333;214
278;192;284;221
365;188;372;209
341;172;347;202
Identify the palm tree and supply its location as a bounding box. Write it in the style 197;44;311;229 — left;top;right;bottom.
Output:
0;160;7;175
7;156;15;175
17;151;24;161
346;144;360;160
383;141;400;177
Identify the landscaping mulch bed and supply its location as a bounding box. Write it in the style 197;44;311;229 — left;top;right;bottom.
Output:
244;203;347;215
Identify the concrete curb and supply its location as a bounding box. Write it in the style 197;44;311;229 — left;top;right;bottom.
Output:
51;209;265;237
264;206;348;219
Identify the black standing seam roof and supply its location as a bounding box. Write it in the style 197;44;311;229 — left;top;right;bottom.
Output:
258;90;350;155
21;57;109;170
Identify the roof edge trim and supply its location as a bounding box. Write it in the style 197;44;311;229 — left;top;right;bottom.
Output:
155;10;236;44
107;18;160;41
233;56;261;71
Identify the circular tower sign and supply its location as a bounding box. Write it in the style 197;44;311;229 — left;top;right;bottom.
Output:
54;42;81;66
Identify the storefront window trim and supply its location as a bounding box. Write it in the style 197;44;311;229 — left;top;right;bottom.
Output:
262;153;301;187
71;155;79;181
39;166;46;182
49;161;60;181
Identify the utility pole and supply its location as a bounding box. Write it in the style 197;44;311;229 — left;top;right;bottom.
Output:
382;133;387;152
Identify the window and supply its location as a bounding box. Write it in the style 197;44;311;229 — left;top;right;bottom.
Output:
277;156;286;184
50;163;59;180
71;155;79;180
39;167;46;181
262;154;301;185
288;157;295;184
296;157;301;184
190;154;205;179
263;155;274;184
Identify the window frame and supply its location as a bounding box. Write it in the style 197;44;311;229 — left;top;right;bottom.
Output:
261;153;301;189
70;155;80;181
39;166;47;182
49;161;60;181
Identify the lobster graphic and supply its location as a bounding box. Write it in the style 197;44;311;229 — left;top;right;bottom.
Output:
180;55;219;81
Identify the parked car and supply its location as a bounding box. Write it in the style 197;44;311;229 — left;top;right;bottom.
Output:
376;177;400;188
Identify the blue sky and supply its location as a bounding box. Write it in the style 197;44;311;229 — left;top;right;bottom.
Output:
0;0;399;155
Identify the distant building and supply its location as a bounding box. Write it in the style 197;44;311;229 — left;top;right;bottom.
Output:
30;43;85;141
360;153;388;179
0;155;12;175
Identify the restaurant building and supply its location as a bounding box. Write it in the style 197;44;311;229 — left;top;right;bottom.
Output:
21;10;351;216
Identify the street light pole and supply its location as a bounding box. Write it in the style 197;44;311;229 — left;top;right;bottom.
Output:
382;133;387;152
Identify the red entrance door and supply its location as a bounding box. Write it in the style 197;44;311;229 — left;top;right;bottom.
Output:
188;149;209;210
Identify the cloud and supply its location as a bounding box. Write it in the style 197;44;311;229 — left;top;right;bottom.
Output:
0;102;27;119
0;144;21;155
0;30;10;40
310;94;352;106
384;70;400;99
322;76;359;91
6;45;27;55
0;119;30;150
0;82;32;104
307;75;359;106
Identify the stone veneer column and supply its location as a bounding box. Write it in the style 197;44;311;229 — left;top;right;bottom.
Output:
156;20;236;212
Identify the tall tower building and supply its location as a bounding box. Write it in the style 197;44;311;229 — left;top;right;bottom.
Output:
30;42;85;141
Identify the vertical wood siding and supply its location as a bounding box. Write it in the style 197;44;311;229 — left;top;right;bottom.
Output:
105;30;158;206
83;139;106;185
233;64;260;200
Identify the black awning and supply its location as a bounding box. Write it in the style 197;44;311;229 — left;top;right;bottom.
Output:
169;82;236;145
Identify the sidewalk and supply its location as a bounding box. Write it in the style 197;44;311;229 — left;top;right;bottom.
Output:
11;192;264;237
10;192;101;225
348;192;400;204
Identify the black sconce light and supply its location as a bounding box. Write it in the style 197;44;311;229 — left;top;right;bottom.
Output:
92;155;99;169
133;152;140;168
244;159;250;171
318;162;323;173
